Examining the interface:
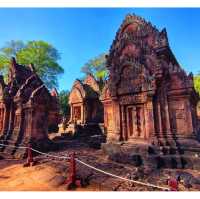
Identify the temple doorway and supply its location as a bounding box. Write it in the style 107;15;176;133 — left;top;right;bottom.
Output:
125;105;145;140
73;106;81;123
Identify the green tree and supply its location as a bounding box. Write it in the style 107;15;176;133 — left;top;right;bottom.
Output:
81;53;108;85
0;40;25;76
194;74;200;96
58;90;70;117
0;40;64;89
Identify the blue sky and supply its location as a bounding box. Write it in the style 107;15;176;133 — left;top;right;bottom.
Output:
0;8;199;91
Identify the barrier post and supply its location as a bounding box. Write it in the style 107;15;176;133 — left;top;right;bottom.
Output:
23;143;35;167
27;144;33;164
167;178;179;191
65;152;81;190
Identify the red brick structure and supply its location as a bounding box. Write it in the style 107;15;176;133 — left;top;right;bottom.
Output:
0;58;60;158
67;74;103;135
102;14;200;168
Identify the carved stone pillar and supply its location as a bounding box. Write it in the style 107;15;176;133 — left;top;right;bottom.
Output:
145;100;155;139
162;89;171;135
82;104;85;124
2;103;9;135
185;99;194;136
69;105;73;123
0;108;3;134
121;105;127;140
80;104;83;124
113;100;121;141
164;102;171;134
8;102;15;133
25;107;33;139
157;101;163;135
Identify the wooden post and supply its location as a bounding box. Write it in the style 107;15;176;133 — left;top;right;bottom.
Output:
167;178;179;191
27;143;33;164
23;143;35;167
65;152;81;190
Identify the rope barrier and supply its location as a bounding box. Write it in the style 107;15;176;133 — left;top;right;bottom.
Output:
0;143;27;149
0;143;70;160
0;139;27;147
31;148;70;160
76;158;170;191
0;142;170;191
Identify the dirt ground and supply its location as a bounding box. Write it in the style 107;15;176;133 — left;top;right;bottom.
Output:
0;135;200;191
0;160;105;191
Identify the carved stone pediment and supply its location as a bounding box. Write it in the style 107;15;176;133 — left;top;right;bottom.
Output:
101;83;111;101
117;64;143;95
69;87;84;104
119;94;147;105
83;74;100;93
108;61;156;97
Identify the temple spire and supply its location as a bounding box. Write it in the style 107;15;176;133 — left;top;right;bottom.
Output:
29;63;36;72
8;57;17;83
11;57;17;68
51;88;58;97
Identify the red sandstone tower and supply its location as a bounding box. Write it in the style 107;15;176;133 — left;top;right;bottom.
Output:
0;58;60;158
101;14;200;168
66;74;104;135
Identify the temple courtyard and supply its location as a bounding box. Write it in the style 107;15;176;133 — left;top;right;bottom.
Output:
0;134;199;191
0;13;199;191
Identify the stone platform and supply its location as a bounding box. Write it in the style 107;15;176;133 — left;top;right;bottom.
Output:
102;140;200;169
0;135;58;159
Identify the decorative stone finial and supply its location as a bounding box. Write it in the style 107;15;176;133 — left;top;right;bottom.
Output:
0;75;5;87
29;63;36;72
188;72;193;80
51;88;58;97
11;57;17;67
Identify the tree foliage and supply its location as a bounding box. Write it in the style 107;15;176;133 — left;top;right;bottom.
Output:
194;73;200;96
58;90;70;117
81;53;108;83
0;40;64;89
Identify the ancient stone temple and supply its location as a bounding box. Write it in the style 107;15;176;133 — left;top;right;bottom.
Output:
102;14;200;168
67;74;103;135
0;58;60;158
